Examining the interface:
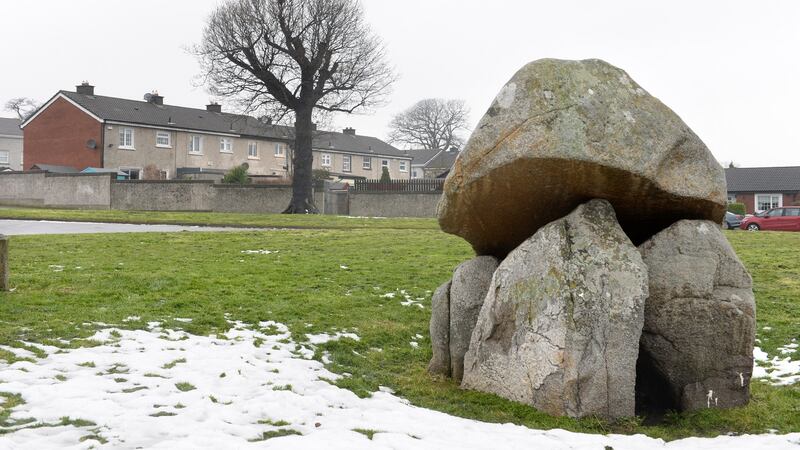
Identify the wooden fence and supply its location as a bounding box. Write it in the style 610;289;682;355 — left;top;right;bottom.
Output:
350;178;445;193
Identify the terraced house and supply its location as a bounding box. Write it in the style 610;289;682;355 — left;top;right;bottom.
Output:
21;83;411;181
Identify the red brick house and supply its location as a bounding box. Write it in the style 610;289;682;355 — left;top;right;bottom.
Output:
725;166;800;214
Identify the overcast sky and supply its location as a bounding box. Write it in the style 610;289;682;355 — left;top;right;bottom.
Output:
1;0;798;167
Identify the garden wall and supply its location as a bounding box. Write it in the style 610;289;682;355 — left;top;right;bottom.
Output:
111;181;214;211
0;171;111;209
0;171;442;217
349;192;440;218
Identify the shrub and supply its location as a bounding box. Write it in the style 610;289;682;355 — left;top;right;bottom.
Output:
222;165;251;185
380;166;391;183
312;169;332;183
727;202;746;215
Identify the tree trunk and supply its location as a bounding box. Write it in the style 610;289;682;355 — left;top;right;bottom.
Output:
284;107;319;213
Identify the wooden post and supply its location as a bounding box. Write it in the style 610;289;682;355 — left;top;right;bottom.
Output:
0;235;7;291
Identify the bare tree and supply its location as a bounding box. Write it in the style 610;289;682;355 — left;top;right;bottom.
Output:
388;99;470;150
4;97;40;121
196;0;395;213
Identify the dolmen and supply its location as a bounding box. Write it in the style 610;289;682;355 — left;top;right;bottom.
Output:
429;59;755;419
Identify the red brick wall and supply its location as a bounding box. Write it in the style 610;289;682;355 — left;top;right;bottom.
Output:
23;97;103;170
733;194;755;214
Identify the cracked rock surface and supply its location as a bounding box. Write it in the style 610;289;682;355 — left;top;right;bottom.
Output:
461;200;647;419
437;58;727;257
637;220;756;411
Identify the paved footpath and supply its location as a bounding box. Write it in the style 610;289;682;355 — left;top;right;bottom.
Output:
0;219;258;236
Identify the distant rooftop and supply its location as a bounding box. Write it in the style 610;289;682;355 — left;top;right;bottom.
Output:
0;117;22;136
725;166;800;192
29;88;409;159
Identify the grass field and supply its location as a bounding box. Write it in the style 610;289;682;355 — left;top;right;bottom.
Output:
0;207;439;231
0;211;798;441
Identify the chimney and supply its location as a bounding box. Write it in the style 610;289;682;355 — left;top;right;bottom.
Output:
147;91;164;105
76;81;94;95
343;127;356;135
206;103;222;113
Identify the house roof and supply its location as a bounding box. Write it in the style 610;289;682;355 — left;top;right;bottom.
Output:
407;149;442;166
30;164;80;173
725;166;800;192
0;117;22;136
32;90;409;160
425;149;460;169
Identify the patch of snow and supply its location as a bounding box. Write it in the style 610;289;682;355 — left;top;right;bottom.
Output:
339;265;349;270
1;326;799;448
0;345;37;360
174;318;193;323
305;332;360;345
409;342;419;349
380;293;396;299
48;265;64;272
240;250;277;255
753;346;800;386
122;316;141;322
762;326;773;331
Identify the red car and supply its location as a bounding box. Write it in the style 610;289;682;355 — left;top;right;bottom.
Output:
740;206;800;231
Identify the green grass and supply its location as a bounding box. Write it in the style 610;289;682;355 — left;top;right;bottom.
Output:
0;207;439;231
249;428;302;441
175;382;196;392
0;220;797;440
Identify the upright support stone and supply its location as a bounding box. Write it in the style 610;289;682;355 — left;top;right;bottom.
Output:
0;235;8;291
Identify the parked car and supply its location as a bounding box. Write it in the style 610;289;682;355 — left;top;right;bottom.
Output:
740;207;800;231
724;211;743;230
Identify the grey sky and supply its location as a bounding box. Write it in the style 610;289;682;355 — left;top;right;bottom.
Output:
1;0;797;167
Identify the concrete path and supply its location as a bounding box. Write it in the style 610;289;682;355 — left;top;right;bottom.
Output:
0;220;258;236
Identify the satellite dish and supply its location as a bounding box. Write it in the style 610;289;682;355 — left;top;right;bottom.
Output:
143;93;153;102
86;139;97;149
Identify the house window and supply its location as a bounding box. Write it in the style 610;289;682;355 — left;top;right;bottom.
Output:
119;127;134;149
755;194;782;212
159;170;169;180
120;168;141;180
274;143;285;157
342;155;351;172
189;135;203;154
248;142;259;158
412;169;419;178
727;194;737;203
156;131;171;148
321;153;331;167
0;150;8;165
381;159;389;170
220;138;233;153
399;161;408;172
362;156;371;170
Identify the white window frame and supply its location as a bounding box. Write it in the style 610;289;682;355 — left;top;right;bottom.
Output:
0;150;9;165
755;193;783;212
119;127;135;150
120;167;142;180
321;153;332;167
189;135;203;154
381;159;389;170
362;156;371;170
342;155;351;172
155;130;171;148
274;143;285;157
248;142;259;159
399;160;408;172
220;137;233;153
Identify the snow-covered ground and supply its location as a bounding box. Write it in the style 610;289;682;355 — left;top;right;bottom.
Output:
0;322;798;449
